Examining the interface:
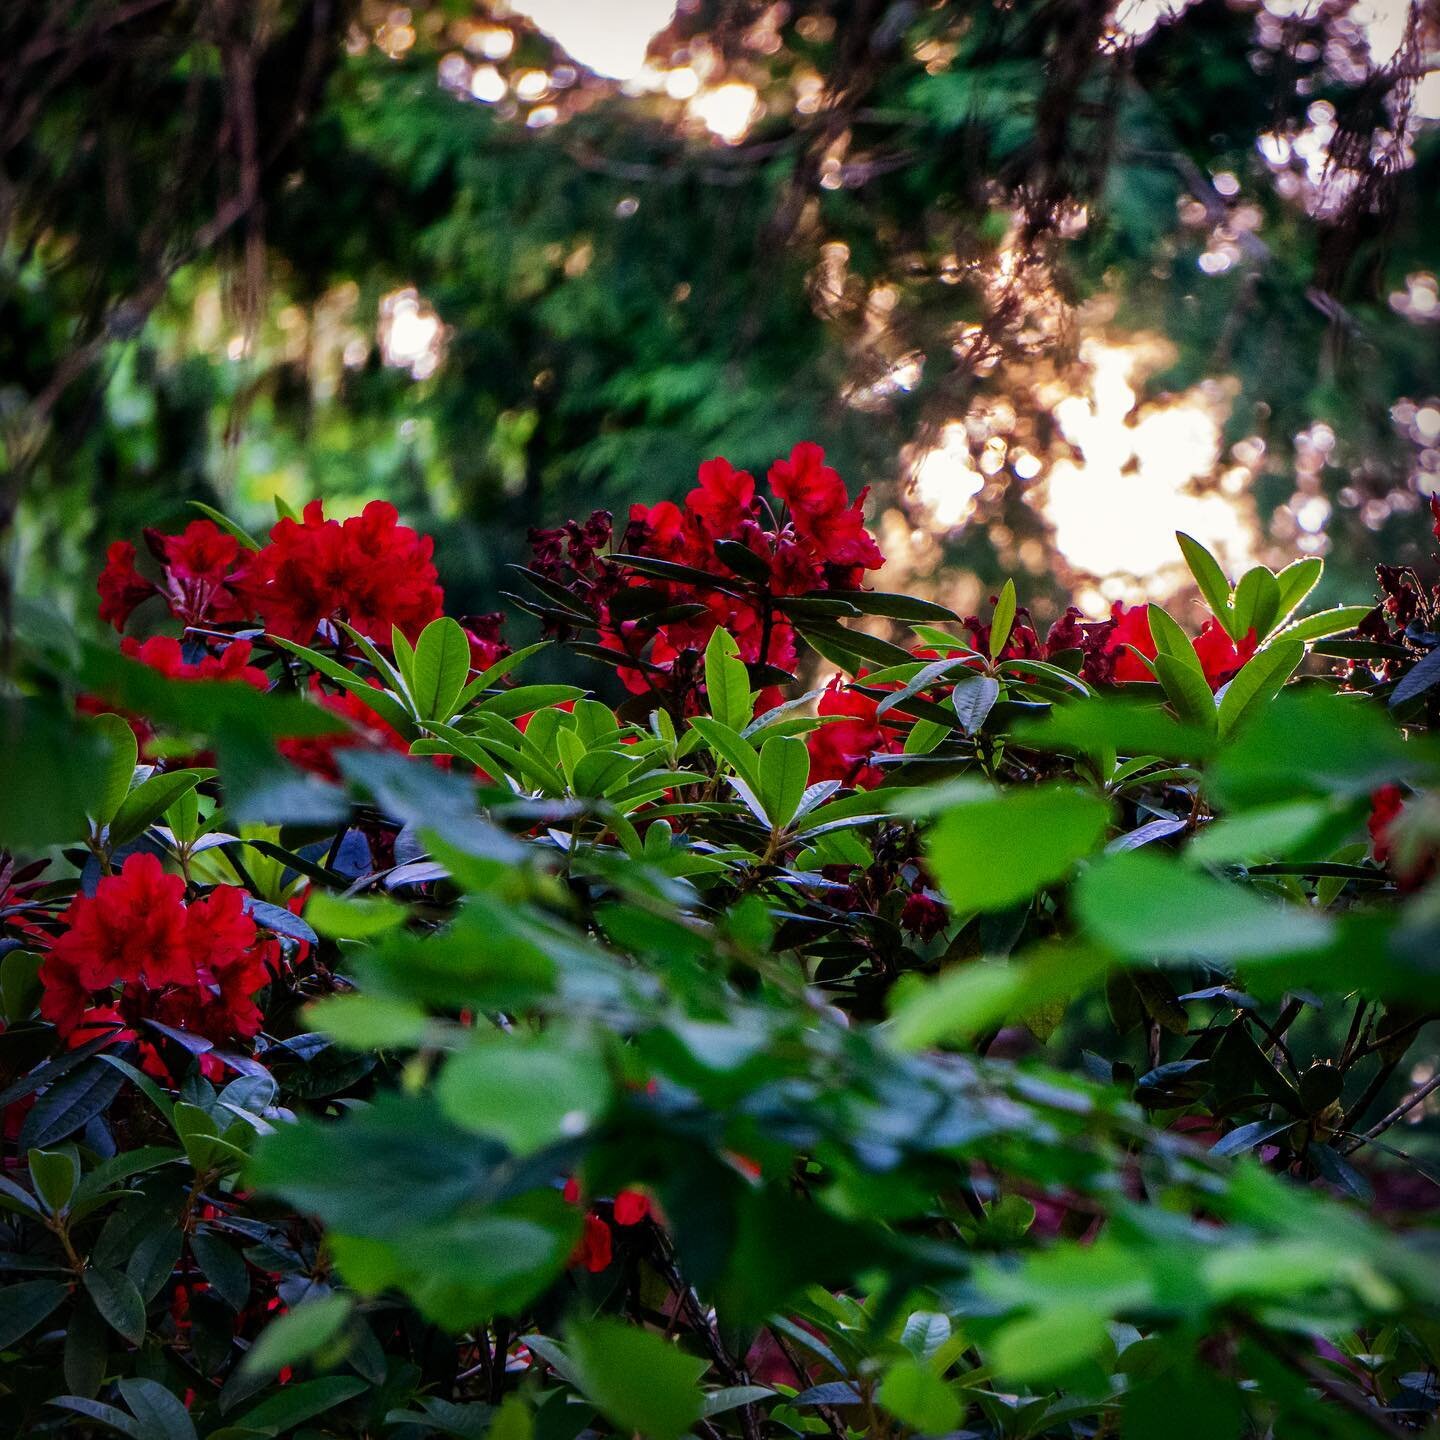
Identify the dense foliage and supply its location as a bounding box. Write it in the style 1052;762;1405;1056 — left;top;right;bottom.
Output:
4;0;1439;620
3;454;1440;1438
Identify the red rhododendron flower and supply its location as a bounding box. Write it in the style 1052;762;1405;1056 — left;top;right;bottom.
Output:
147;520;249;626
238;500;444;644
530;447;884;713
277;676;409;782
1107;603;1159;682
899;891;948;941
123;635;268;689
161;519;239;584
464;612;510;672
46;852;190;993
613;1189;651;1226
1106;603;1254;691
1191;617;1257;689
805;676;900;789
97;540;158;631
40;854;277;1077
767;442;884;572
687;457;757;535
573;1213;613;1272
1369;784;1405;866
966;603;1119;684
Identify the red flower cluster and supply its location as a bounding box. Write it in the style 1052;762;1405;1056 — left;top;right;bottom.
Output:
277;677;410;781
122;635;268;689
966;604;1120;684
97;503;444;645
806;676;903;788
1369;784;1435;889
529;444;883;706
810;596;1256;791
39;854;278;1078
239;501;444;644
1106;603;1255;690
562;1177;653;1272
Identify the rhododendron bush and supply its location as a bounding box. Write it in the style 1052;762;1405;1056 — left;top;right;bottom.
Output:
4;454;1440;1440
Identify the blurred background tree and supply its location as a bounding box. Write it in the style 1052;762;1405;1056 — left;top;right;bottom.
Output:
2;0;1437;633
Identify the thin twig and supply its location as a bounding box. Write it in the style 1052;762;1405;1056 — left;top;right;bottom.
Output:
1343;1072;1440;1155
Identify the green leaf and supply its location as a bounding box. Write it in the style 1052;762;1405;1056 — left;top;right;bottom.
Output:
117;1377;198;1440
704;627;753;732
1273;556;1323;625
887;944;1109;1050
456;640;551;709
75;639;344;740
568;1318;708;1440
1210;690;1428;807
1146;604;1204;679
990;1305;1109;1383
109;769;205;848
0;1278;68;1348
303;891;406;940
1075;851;1332;963
1273;604;1370;644
821;591;959;622
269;636;414;736
951;673;999;734
305;994;428;1050
1231;566;1281;642
876;1357;962;1434
1187;799;1336;866
90;712;140;826
233;1376;368;1436
69;1147;179;1209
0;698;115;849
0;946;42;1024
63;1296;109;1399
1176;532;1233;631
191;1231;251;1310
84;1266;148;1346
1152;652;1216;731
688;717;762;795
988;580;1016;660
900;1311;952;1362
21;1059;126;1149
758;734;809;828
28;1147;79;1214
47;1397;143;1438
412;616;472;721
924;785;1111;913
391;624;417;693
241;1293;354;1377
702;1387;775;1418
1014;696;1214;762
436;1039;612;1154
1216;641;1303;738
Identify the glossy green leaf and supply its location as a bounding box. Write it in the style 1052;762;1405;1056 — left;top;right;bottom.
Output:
924;785;1110;913
412;616;473;721
241;1293;354;1376
436;1039;612;1154
988;579;1016;660
758;734;809;828
1075;851;1333;963
568;1318;708;1440
1176;531;1232;630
